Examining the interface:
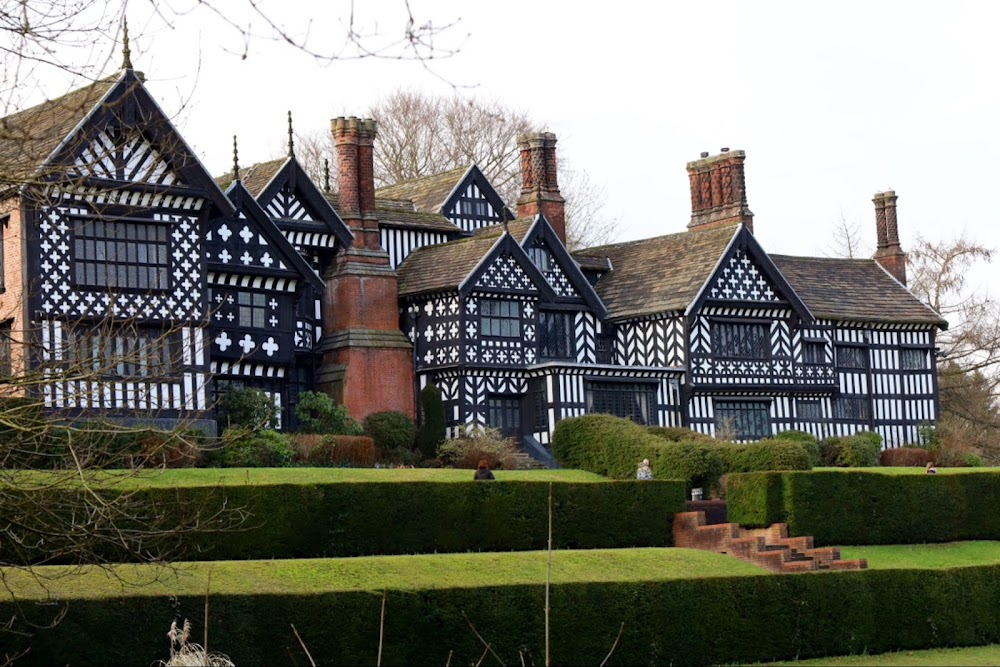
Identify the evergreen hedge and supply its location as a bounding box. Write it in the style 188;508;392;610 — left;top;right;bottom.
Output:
10;564;1000;665
0;478;687;565
727;469;1000;545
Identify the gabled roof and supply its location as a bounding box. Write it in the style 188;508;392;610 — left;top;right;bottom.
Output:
0;70;234;214
223;181;324;291
375;198;462;234
397;234;504;296
216;157;285;195
0;75;119;187
576;224;741;320
375;165;471;213
771;255;947;328
473;219;534;242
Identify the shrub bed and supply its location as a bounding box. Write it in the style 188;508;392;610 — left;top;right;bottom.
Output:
0;477;687;565
727;469;1000;545
9;560;1000;666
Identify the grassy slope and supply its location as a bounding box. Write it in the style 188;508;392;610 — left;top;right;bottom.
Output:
840;541;1000;569
2;548;766;600
766;643;1000;666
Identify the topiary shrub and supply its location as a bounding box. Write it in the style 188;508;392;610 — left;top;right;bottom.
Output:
654;441;725;494
771;429;821;466
218;388;278;431
294;391;362;435
880;446;933;467
820;431;882;467
416;384;446;459
438;427;519;470
363;411;417;452
647;426;714;444
711;440;812;474
219;429;294;467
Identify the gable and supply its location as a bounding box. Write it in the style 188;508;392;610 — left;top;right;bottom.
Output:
41;71;233;215
255;158;353;249
461;233;556;300
689;226;812;322
442;166;514;233
520;215;607;317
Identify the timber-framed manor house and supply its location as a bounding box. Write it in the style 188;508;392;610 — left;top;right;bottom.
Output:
0;51;946;458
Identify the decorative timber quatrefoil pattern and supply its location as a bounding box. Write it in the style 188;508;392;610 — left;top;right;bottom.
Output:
474;252;536;292
40;206;202;320
708;249;779;302
207;213;289;270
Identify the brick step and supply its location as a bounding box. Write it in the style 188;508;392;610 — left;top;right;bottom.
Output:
508;451;547;470
672;510;868;575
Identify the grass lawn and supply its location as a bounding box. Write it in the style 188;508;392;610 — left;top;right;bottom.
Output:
838;540;1000;569
4;467;610;488
765;643;1000;665
1;548;766;601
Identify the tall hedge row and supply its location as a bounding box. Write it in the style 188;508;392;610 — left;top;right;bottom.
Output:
727;470;1000;545
11;565;1000;665
1;480;687;565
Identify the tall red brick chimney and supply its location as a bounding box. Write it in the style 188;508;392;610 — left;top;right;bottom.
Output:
319;116;414;419
686;149;754;232
873;190;907;285
516;132;566;243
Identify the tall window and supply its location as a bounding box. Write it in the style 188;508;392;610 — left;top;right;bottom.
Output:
481;299;520;338
585;381;657;425
900;348;929;370
836;345;867;369
714;401;771;440
834;397;870;421
66;328;179;377
74;219;170;290
527;245;551;272
801;341;826;365
712;322;768;359
0;320;11;377
538;311;574;359
486;395;521;438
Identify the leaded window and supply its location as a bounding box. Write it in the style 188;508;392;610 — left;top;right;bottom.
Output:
66;327;179;378
238;292;268;329
528;245;550;272
712;322;769;359
539;311;574;359
836;345;867;369
714;401;771;440
486;395;521;438
585;381;657;426
595;333;614;364
532;384;548;432
834;397;870;421
481;299;520;338
797;399;822;420
73;219;170;290
802;341;826;365
900;348;929;370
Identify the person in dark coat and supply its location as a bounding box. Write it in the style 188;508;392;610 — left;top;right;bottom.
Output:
474;460;496;481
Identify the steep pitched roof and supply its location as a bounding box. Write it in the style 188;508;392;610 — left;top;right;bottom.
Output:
0;75;120;188
770;255;947;328
575;224;741;320
375;165;471;213
473;219;534;242
216;157;285;195
375;198;462;233
397;234;503;296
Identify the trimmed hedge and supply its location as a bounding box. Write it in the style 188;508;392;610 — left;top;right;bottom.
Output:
0;479;687;565
10;563;1000;665
711;440;813;474
727;469;1000;545
820;431;883;467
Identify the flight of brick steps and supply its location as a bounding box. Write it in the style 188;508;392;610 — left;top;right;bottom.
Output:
510;451;548;470
673;510;868;574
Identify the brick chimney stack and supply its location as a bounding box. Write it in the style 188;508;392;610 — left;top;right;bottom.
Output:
516;132;566;243
321;116;414;420
872;191;907;285
686;149;754;233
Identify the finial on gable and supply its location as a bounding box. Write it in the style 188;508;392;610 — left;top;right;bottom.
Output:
121;16;133;70
233;135;240;183
287;111;294;157
323;158;330;193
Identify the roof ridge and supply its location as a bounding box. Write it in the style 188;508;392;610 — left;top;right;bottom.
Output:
375;163;472;193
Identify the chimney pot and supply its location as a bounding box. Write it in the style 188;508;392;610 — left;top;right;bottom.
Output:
686;149;754;233
721;147;730;153
700;151;709;158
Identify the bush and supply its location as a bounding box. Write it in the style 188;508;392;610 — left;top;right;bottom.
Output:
820;432;882;467
647;426;714;443
308;436;378;467
416;384;446;459
880;446;933;467
965;453;985;467
218;429;294;467
294;391;363;435
218;388;278;430
438;427;519;470
711;440;813;474
727;469;1000;545
554;414;724;492
363;411;417;452
771;429;821;466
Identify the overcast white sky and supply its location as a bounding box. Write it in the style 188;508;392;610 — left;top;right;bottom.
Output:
26;1;1000;288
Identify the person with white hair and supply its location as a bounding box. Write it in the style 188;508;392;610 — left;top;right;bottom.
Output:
636;458;653;481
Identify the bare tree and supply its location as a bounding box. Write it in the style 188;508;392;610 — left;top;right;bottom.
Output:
296;88;620;249
825;212;870;259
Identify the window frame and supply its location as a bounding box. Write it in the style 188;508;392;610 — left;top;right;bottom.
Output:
900;347;929;371
835;344;868;370
65;326;181;379
711;319;770;360
538;310;575;360
585;380;657;426
72;217;171;292
480;299;521;339
801;341;826;365
714;400;772;440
